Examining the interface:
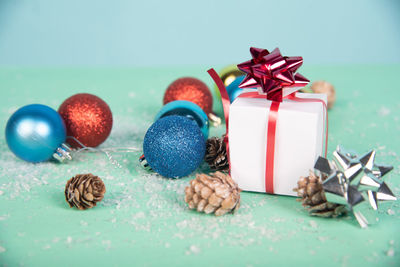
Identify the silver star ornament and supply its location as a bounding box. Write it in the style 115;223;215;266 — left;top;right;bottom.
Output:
314;146;396;228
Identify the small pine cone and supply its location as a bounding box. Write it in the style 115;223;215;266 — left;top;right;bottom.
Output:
65;174;106;210
310;80;336;109
293;171;346;218
205;136;229;171
185;172;240;216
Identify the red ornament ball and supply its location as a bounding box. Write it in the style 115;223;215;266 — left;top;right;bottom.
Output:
163;77;213;114
58;93;113;148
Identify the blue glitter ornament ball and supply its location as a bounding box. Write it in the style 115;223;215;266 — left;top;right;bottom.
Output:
5;104;67;163
143;115;206;178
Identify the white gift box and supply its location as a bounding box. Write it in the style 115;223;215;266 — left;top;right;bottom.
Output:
229;92;327;196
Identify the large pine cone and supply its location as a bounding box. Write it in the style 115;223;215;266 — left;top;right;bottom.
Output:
205;136;229;171
65;174;106;210
185;172;240;216
294;171;346;217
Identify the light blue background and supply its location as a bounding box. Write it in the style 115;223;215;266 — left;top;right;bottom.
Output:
0;0;399;66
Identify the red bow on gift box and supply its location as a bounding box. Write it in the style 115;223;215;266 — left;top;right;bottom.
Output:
238;47;310;102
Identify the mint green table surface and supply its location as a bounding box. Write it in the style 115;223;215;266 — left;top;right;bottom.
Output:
0;65;399;267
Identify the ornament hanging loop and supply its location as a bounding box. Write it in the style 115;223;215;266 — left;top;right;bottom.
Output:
67;136;140;168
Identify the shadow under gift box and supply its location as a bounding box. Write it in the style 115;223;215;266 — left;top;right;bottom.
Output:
229;92;327;196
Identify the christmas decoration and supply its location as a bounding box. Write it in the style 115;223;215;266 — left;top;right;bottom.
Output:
205;136;229;171
314;146;397;228
310;81;336;109
58;93;113;148
163;77;213;115
238;47;309;102
5;104;72;163
208;47;328;197
185;172;241;216
139;154;152;171
213;65;245;99
226;75;245;103
155;100;209;139
294;171;346;217
143;115;206;178
65;173;106;210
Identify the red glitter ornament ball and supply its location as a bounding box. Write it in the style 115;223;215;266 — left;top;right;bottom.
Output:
163;77;213;114
58;93;113;148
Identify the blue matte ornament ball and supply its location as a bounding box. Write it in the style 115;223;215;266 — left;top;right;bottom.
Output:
5;104;67;163
143;115;206;178
155;100;209;139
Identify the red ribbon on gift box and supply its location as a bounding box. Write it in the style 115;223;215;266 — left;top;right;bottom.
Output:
208;48;327;194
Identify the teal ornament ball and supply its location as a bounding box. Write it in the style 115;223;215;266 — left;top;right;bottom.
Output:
155;100;209;139
143;115;206;178
5;104;67;162
226;75;245;103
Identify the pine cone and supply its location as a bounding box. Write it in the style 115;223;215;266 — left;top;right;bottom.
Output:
310;80;336;109
205;136;229;171
185;172;240;216
293;171;346;218
65;174;106;210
